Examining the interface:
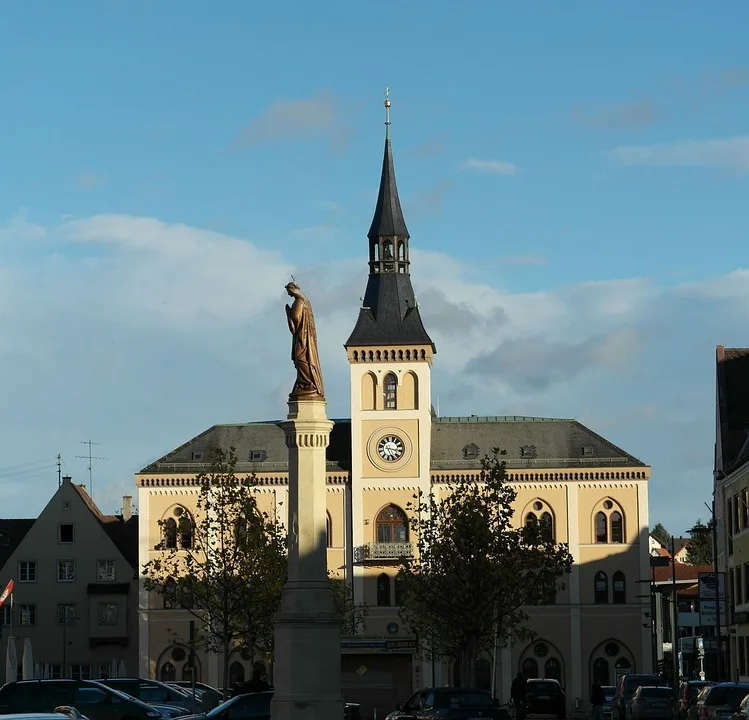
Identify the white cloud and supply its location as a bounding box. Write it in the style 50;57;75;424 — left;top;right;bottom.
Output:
1;212;747;536
460;158;517;175
609;135;749;171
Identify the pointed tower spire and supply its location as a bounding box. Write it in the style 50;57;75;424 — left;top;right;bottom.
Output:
367;88;410;246
345;90;434;352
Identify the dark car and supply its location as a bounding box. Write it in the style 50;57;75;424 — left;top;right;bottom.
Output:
177;692;361;720
525;679;565;719
1;710;88;720
166;686;221;712
730;693;749;720
0;680;161;720
99;680;202;715
695;684;749;720
386;687;506;720
613;675;664;720
674;681;713;720
626;686;675;720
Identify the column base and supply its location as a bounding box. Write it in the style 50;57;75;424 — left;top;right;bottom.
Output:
271;611;343;720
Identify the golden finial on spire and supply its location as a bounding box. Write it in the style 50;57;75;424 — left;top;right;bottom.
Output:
384;87;391;137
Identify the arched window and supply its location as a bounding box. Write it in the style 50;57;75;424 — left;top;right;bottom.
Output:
383;373;397;409
164;518;177;549
394;575;405;606
377;573;391;607
610;512;624;543
229;661;245;687
383;240;394;261
525;512;538;528
595;512;608;543
159;662;176;682
540;512;554;542
522;658;539;679
594;571;609;604
476;658;491;691
326;513;332;548
544;657;561;681
376;505;408;543
397;241;405;261
613;571;626;604
182;664;196;682
592;657;610;686
615;657;632;675
179;516;193;550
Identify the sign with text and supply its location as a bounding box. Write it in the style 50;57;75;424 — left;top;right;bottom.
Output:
698;572;727;630
698;572;725;600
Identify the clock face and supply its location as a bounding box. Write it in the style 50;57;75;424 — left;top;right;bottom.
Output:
377;435;405;462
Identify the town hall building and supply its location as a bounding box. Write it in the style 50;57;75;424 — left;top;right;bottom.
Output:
136;99;652;719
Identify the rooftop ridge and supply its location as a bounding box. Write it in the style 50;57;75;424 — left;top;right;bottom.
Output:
433;415;573;423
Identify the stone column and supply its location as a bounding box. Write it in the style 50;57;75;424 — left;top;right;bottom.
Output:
271;398;344;720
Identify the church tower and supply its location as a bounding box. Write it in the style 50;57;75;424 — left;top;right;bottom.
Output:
345;90;436;605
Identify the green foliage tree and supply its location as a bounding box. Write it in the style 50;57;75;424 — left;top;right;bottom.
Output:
685;519;713;565
396;450;574;688
329;573;369;635
142;447;288;694
650;522;671;548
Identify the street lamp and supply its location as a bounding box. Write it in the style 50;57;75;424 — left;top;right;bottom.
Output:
688;507;722;682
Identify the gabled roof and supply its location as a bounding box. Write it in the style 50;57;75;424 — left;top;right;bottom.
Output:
141;415;646;475
653;562;712;584
0;519;35;571
716;346;749;476
70;483;139;570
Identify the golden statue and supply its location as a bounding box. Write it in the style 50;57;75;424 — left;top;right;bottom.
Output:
285;281;325;400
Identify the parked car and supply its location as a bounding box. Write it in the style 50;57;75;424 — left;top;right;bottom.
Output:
674;681;714;720
613;674;664;720
627;686;675;720
526;679;565;719
689;684;749;720
0;709;88;720
602;685;616;720
165;686;220;711
730;693;749;720
178;691;362;720
143;705;188;719
0;680;161;720
386;687;506;720
98;681;202;715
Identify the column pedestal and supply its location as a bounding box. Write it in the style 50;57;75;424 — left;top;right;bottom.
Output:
271;398;343;720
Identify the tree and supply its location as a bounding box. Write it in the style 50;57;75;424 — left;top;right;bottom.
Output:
396;450;574;688
650;522;671;547
142;447;287;694
685;519;713;565
330;573;369;635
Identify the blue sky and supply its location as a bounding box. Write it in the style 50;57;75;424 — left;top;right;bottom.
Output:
1;1;748;535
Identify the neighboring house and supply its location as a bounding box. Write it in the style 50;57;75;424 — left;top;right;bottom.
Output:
137;113;652;718
715;346;749;681
650;534;666;554
0;475;138;680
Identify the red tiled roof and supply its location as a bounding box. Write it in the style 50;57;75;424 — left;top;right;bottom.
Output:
653;562;713;583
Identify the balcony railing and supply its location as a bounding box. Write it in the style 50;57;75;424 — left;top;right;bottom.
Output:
354;542;414;562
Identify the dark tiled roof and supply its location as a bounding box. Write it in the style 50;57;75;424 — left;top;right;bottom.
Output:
716;346;749;476
143;415;646;474
0;519;35;571
346;274;435;348
71;484;139;571
142;420;352;473
368;137;409;240
430;416;646;469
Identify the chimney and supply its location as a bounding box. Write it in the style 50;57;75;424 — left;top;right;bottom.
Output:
122;496;133;522
62;475;72;483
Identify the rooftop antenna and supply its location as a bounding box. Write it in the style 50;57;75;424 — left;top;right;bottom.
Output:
57;453;62;488
76;441;107;502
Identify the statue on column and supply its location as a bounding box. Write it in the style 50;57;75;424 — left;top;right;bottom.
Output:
285;281;325;401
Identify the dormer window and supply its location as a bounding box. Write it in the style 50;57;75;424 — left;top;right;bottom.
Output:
520;445;537;459
191;452;203;461
462;443;480;460
248;450;267;462
582;446;594;457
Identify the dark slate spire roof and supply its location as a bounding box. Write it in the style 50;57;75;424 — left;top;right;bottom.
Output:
346;93;435;350
367;135;409;240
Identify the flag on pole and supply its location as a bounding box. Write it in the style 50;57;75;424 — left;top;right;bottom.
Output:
0;580;13;607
